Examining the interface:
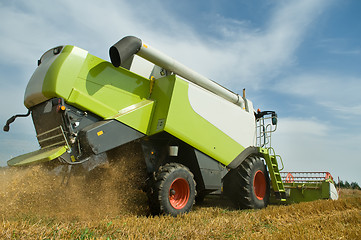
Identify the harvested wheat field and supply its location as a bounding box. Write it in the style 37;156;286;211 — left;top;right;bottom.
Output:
1;146;360;239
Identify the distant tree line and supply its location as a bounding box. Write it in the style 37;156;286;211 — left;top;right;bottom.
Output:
337;180;361;190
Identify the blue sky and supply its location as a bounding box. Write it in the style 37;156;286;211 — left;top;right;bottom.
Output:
0;0;360;184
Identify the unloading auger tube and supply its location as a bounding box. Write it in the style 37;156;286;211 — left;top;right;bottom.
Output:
109;36;243;106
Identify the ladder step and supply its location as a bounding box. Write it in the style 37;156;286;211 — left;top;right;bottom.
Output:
270;156;277;161
260;148;286;201
274;192;287;201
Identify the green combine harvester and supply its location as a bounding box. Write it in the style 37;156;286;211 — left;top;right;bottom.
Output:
4;36;338;216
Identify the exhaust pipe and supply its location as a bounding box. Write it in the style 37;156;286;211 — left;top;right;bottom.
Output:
110;36;242;106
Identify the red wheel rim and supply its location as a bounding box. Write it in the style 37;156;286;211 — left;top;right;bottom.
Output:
169;178;190;209
253;170;266;200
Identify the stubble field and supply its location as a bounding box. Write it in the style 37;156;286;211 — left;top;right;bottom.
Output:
1;146;360;239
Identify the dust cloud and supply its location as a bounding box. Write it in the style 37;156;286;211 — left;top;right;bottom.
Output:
0;143;149;220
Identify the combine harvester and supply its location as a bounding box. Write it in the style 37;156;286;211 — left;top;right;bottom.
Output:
4;36;338;216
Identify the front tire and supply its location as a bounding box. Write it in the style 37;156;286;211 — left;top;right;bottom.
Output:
223;156;270;209
147;163;196;216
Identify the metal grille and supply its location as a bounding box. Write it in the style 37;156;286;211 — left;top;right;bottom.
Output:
280;172;333;183
36;125;70;149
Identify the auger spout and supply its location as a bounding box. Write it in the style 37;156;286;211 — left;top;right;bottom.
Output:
110;36;242;106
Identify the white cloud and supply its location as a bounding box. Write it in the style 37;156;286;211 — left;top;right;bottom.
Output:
331;49;361;55
274;73;361;118
214;0;332;89
317;38;361;56
277;117;329;136
319;102;361;118
0;0;332;89
272;117;361;184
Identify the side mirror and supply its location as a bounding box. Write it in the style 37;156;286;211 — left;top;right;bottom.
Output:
272;113;278;125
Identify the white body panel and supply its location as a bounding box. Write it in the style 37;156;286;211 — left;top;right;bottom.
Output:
129;55;155;79
188;83;256;148
329;182;339;200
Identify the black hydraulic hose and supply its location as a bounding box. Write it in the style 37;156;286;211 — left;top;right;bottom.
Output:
3;109;31;132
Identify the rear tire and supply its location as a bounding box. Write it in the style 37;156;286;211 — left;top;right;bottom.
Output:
223;156;270;209
147;163;196;216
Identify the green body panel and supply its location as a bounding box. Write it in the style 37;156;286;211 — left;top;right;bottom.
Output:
147;76;176;134
36;45;153;134
42;46;83;101
107;100;154;134
281;181;331;204
150;75;245;166
67;88;117;118
7;146;67;166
